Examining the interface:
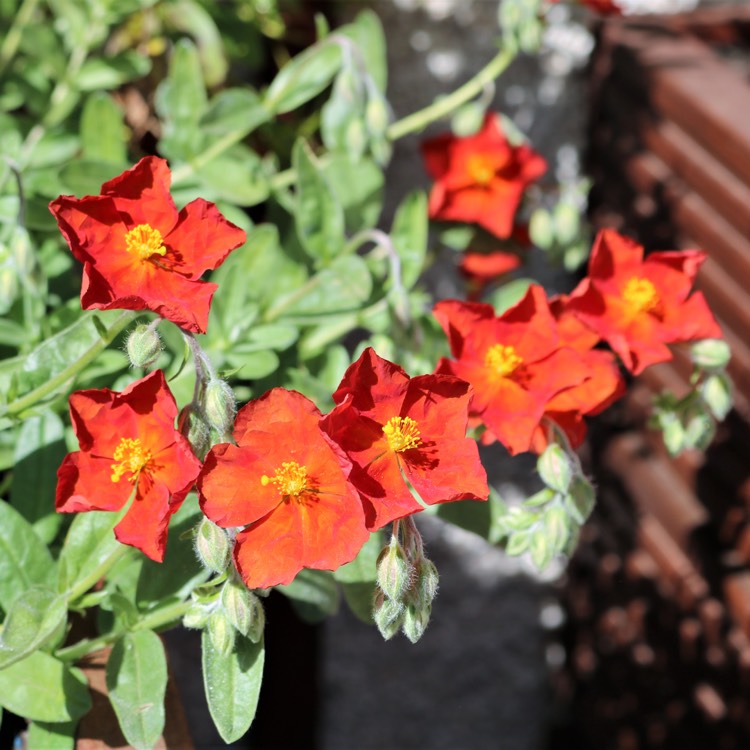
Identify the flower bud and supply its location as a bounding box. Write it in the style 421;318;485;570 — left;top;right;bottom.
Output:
701;372;733;422
659;411;686;456
529;208;554;250
365;96;389;136
183;602;211;630
221;580;264;640
537;443;572;494
413;557;439;608
207;611;235;656
553;202;580;246
195;517;232;573
125;324;162;368
376;539;412;602
690;339;731;371
402;602;431;644
203;379;236;436
178;404;211;459
684;407;716;452
373;591;405;641
566;476;595;524
451;102;485;137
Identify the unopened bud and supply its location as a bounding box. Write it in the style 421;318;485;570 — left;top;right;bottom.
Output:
413;557;439;608
529;208;554;250
451;102;485;137
553;202;580;246
221;580;264;640
684;407;716;451
660;411;686;456
402;602;431;644
345;118;366;160
195;517;231;573
690;339;731;371
207;611;235;656
376;539;412;602
203;379;236;435
701;372;733;422
179;404;211;459
365;96;389;136
566;476;595;524
537;443;572;494
125;324;162;368
183;602;210;630
373;591;404;641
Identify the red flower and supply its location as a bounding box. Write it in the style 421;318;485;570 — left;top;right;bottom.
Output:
565;230;723;375
320;348;489;531
56;370;202;562
198;389;369;590
459;251;521;300
433;286;592;455
548;0;622;13
421;113;547;239
49;156;246;333
530;295;626;452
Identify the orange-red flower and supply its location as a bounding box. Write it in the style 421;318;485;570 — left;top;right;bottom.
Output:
549;0;621;13
459;251;521;300
49;156;246;333
320;348;489;530
197;388;369;590
530;295;626;452
434;286;593;455
56;370;202;562
421;113;547;239
565;229;723;375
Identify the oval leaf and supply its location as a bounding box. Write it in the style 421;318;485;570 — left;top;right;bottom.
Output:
106;631;167;750
202;632;265;743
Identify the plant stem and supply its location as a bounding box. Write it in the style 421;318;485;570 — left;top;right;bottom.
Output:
66;544;131;604
4;310;137;417
386;48;514;140
56;600;193;663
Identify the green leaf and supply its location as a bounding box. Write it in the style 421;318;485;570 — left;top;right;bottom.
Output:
276;569;339;624
292;139;345;263
334;531;382;584
339;10;388;92
323;155;384;234
488;278;534;315
10;411;67;525
543;503;570;557
80;93;127;164
26;719;76;750
0;587;67;669
0;500;55;610
264;41;342;115
223;349;279;380
436;498;492;539
202;632;265;743
58;160;120;196
391;191;428;289
199;88;270;138
196;145;269;206
505;530;530;556
529;529;553;571
0;651;91;722
276;255;372;317
106;631;167;750
76;52;152;91
341;582;375;624
57;511;119;596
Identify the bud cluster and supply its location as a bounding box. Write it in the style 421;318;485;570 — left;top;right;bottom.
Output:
373;518;440;644
494;440;594;572
650;338;734;457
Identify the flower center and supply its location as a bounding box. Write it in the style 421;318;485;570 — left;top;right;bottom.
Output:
261;461;310;498
622;276;660;315
485;344;523;378
124;223;167;261
467;154;497;186
383;416;422;453
110;437;152;483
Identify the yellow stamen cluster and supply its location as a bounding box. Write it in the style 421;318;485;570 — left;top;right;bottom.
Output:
383;416;422;453
261;461;309;498
467;154;497;186
125;223;167;261
622;276;660;315
110;437;152;483
485;343;523;378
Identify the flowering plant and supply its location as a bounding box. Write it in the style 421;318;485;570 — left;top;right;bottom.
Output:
0;0;730;746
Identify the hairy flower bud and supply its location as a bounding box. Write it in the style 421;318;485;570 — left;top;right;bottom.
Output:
690;338;731;371
365;96;389;136
413;557;439;608
207;610;235;656
376;538;412;602
373;591;405;641
221;580;265;641
203;379;236;436
402;602;431;644
537;443;572;494
178;404;211;459
125;324;162;368
701;372;733;422
182;602;211;630
195;517;231;573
